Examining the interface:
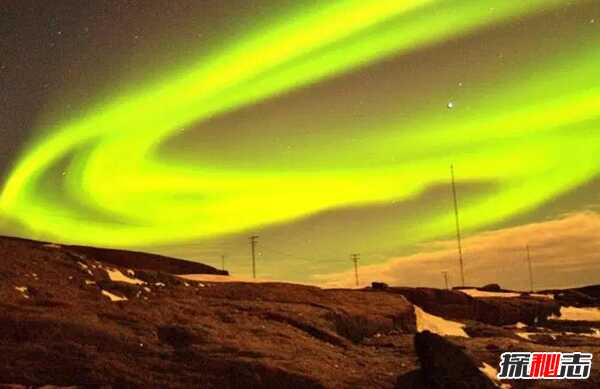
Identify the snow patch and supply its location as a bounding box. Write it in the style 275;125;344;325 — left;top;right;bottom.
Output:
513;322;527;329
461;289;520;298
106;268;144;285
43;243;61;249
155;282;166;287
414;306;469;338
180;274;244;284
85;280;96;285
101;290;127;302
77;261;93;276
15;286;29;299
550;306;600;321
528;293;554;300
516;332;533;340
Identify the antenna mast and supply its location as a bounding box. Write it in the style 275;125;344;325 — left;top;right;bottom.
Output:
451;164;465;287
350;254;360;287
249;236;259;279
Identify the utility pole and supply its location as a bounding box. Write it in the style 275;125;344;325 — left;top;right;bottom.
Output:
221;254;226;272
526;245;534;293
451;164;465;287
350;253;360;287
249;236;258;279
442;271;449;290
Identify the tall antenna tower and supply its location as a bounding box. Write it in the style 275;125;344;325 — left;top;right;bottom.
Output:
249;236;259;279
451;164;465;287
350;253;360;287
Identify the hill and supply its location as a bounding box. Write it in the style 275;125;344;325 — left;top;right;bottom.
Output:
0;235;227;275
0;236;599;388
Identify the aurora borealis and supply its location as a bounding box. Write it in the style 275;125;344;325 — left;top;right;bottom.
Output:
1;0;600;286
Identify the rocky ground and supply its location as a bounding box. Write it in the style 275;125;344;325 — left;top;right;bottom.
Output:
1;235;599;388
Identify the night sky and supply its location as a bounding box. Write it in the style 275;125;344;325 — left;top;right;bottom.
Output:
1;1;600;289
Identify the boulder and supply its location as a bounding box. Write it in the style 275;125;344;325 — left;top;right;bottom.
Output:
157;325;208;348
387;287;560;326
553;290;597;307
414;331;496;389
479;284;501;292
371;282;389;290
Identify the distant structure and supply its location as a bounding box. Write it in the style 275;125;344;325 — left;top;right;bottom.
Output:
249;236;259;279
526;245;534;292
450;164;465;287
350;253;360;287
441;271;450;290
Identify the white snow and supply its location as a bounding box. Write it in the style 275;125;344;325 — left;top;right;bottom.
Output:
85;280;96;285
516;332;533;340
143;287;151;293
43;243;61;249
528;293;554;300
106;268;145;285
14;286;29;299
479;362;511;388
155;282;166;287
77;261;94;276
101;290;127;302
414;306;469;338
461;289;520;298
181;274;248;283
550;306;600;321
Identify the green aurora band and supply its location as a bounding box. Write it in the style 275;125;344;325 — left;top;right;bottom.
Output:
1;0;599;249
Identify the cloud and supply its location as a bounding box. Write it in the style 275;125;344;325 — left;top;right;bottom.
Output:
312;211;600;291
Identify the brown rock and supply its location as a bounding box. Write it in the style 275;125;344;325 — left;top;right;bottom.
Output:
414;331;496;389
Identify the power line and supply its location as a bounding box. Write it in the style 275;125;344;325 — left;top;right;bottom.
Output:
259;244;347;264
